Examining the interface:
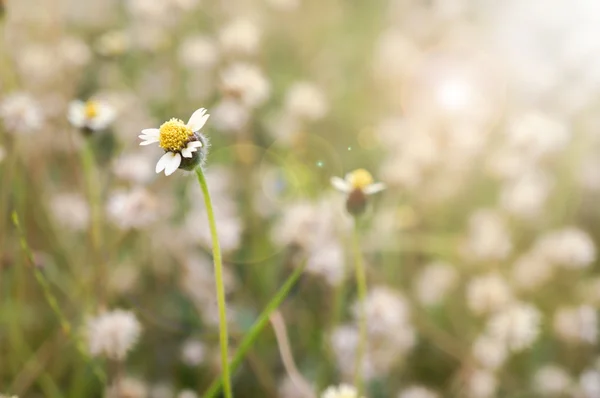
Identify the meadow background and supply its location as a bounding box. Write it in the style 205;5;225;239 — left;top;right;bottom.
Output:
2;0;600;397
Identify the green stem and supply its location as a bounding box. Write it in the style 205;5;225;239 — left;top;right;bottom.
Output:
80;142;105;309
11;211;106;384
352;223;367;396
204;260;307;398
195;167;232;398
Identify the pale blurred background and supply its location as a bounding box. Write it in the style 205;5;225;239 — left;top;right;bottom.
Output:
2;0;600;397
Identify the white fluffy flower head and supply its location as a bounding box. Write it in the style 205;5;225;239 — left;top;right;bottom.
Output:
535;227;596;269
398;385;439;398
533;365;572;395
87;309;142;360
284;81;328;121
467;273;513;316
354;286;410;334
553;305;598;344
0;92;44;133
139;108;209;176
219;19;261;55
486;303;541;352
321;384;363;398
221;63;271;108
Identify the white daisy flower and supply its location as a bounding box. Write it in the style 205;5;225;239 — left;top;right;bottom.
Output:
139;108;209;176
331;169;386;195
331;169;385;216
331;169;385;215
68;99;116;131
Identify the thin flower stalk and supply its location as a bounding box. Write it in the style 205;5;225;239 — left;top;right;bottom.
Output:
11;211;106;384
351;223;368;396
79;142;106;308
204;260;307;398
330;169;384;396
195;167;233;398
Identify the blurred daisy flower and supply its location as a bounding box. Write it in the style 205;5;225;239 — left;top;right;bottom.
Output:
331;168;385;215
139;108;209;176
321;384;363;398
68;99;116;132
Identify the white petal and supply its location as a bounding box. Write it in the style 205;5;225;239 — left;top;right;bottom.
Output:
141;128;160;138
67;101;86;128
181;148;192;158
331;176;351;193
139;138;159;146
155;152;173;173
187;108;210;132
363;182;386;195
187;141;203;148
186;142;201;151
139;129;160;145
164;153;182;176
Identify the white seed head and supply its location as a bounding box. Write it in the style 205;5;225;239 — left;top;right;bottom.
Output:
533;365;572;395
486;302;541;352
218;19;261;56
0;92;44;134
398;385;439;398
284;81;328;121
466;369;497;398
553;305;598;344
414;261;458;306
87;309;142;360
50;192;91;232
221;63;271;108
180;339;206;366
534;227;596;269
467;273;513;316
472;334;508;370
461;209;512;263
321;384;363;398
177;390;199;398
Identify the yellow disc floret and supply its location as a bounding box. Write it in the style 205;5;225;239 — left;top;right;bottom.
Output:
84;101;99;119
158;118;193;152
348;168;374;189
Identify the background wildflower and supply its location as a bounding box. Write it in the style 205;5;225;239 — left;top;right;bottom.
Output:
68;99;116;131
86;309;142;360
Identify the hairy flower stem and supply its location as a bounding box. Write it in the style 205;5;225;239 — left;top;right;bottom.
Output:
203;260;307;398
352;222;368;396
195;166;233;398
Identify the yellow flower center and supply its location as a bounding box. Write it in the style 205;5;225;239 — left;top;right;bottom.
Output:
84;101;99;119
348;168;374;189
158;118;193;152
